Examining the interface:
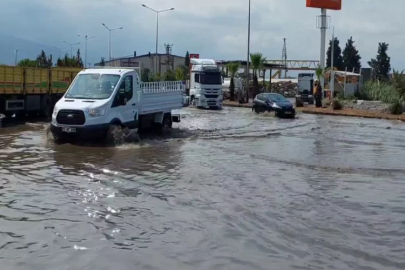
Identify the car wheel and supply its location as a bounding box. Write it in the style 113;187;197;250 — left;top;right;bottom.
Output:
254;106;261;114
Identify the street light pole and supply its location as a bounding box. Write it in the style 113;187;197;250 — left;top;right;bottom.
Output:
14;49;18;66
63;41;80;57
142;4;174;75
53;46;67;58
78;35;95;68
102;23;123;61
245;0;251;103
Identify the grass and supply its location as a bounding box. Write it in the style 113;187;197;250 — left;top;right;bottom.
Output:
355;70;405;115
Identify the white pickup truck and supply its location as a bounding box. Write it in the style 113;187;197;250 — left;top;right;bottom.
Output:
50;67;184;143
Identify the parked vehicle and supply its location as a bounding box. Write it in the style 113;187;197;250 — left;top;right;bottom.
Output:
0;66;82;119
252;93;296;118
182;93;190;107
50;67;183;143
296;73;314;105
189;59;223;109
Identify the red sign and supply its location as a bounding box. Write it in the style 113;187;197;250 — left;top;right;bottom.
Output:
306;0;341;10
190;54;199;59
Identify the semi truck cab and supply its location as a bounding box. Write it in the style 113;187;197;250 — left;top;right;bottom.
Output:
189;59;223;109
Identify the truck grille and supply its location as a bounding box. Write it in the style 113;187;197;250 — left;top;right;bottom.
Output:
205;94;219;99
56;109;85;125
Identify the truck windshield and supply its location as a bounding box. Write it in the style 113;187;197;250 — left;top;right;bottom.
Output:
200;72;222;85
65;74;120;99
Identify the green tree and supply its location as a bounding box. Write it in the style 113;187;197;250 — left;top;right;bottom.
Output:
175;66;186;81
36;50;53;68
17;59;37;67
250;53;266;97
326;37;344;71
185;51;190;67
342;37;361;73
141;68;150;82
76;49;84;68
56;51;84;68
227;62;240;101
368;42;391;81
164;69;176;81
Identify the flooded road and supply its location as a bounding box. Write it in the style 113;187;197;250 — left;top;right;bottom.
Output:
1;107;405;270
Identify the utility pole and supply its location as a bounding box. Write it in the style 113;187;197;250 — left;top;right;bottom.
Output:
142;4;174;75
14;49;18;66
78;35;95;68
245;0;251;103
282;38;287;78
63;41;80;57
102;23;123;61
330;26;335;98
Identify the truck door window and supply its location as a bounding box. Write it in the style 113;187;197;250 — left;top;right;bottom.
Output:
112;75;133;107
123;75;133;101
194;74;200;83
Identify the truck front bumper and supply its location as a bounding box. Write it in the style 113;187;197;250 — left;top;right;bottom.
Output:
50;123;110;140
196;98;223;108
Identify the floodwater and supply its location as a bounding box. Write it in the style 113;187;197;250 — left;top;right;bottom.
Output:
1;107;405;270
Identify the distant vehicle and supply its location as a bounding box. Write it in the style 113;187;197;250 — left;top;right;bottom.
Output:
189;59;223;109
296;73;314;105
0;66;83;119
50;67;183;143
252;93;296;118
182;93;190;107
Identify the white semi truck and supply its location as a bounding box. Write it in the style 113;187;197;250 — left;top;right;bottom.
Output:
50;67;184;143
189;59;223;109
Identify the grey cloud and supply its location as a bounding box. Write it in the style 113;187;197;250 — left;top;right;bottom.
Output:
0;0;404;70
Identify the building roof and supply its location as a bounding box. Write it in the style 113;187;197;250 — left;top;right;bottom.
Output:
215;60;284;69
106;53;185;62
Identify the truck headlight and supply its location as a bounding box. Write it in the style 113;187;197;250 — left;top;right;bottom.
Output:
88;106;106;117
52;107;58;117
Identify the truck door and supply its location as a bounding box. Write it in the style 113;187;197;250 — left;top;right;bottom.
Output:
112;74;137;128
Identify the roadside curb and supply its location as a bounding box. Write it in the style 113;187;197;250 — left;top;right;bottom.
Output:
300;109;405;121
222;103;252;108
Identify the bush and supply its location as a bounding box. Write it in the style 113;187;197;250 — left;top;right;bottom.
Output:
389;100;404;114
361;80;399;103
322;98;331;107
331;99;343;110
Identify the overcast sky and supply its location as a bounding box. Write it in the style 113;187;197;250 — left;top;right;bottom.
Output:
0;0;403;70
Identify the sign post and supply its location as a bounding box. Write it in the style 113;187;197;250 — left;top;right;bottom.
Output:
306;0;341;95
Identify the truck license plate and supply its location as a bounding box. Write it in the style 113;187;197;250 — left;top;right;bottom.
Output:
285;111;292;114
62;127;76;133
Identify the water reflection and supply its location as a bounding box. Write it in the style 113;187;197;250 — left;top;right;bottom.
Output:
1;108;405;270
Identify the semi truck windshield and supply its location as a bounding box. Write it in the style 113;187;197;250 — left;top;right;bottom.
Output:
200;72;222;85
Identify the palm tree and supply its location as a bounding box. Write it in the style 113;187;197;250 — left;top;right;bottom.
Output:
250;53;266;97
227;62;240;101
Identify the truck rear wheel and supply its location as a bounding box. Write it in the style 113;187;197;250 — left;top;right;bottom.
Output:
156;114;172;135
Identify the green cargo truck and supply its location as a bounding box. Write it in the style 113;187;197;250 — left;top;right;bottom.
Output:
0;66;82;118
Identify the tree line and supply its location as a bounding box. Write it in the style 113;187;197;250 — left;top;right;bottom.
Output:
16;49;84;68
326;36;391;80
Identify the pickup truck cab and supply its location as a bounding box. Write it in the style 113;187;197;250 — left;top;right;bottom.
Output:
50;67;183;143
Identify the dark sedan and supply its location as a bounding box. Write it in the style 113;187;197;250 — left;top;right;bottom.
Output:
252;93;296;118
